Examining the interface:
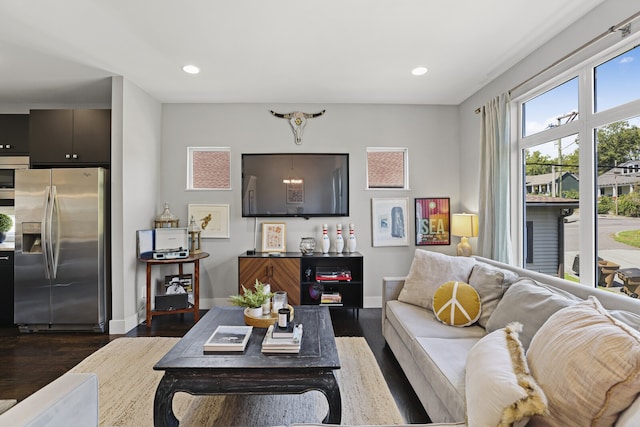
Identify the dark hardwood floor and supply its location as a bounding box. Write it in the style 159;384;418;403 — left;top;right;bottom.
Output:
0;308;430;424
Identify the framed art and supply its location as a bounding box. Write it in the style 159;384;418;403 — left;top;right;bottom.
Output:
415;197;450;246
366;147;409;189
188;204;230;238
187;147;231;190
371;198;409;247
261;222;286;252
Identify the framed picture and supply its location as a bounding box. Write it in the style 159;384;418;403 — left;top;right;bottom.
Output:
186;147;231;190
371;198;409;247
262;222;286;252
366;147;409;189
415;198;450;246
188;204;230;238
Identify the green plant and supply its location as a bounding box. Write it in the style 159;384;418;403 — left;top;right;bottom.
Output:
229;280;273;308
0;213;12;232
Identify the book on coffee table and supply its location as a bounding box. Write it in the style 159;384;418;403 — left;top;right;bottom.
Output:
262;324;302;353
204;325;253;352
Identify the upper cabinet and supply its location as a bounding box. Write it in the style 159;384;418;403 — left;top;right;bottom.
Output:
29;109;111;166
0;114;29;155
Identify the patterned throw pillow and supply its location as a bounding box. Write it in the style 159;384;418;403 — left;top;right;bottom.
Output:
432;281;481;327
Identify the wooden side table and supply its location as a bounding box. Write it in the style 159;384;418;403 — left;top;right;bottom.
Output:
139;252;209;327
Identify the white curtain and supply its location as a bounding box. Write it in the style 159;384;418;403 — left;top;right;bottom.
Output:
478;93;512;263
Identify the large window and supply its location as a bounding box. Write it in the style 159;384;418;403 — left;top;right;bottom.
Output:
518;40;640;287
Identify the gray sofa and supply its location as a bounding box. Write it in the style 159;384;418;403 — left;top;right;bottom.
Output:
382;251;640;425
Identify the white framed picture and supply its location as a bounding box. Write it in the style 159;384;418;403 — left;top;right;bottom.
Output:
186;147;231;190
261;222;286;252
366;147;409;189
371;198;409;247
188;204;230;238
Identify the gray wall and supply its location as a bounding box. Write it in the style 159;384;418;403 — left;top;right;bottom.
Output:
159;103;461;308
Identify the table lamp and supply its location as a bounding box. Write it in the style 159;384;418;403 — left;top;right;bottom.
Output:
451;213;478;256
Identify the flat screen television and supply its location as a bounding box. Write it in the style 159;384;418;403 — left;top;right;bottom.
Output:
242;153;349;218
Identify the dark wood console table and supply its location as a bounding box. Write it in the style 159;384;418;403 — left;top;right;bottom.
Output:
139;252;209;327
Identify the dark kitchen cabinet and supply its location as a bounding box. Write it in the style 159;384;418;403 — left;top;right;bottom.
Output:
29;109;111;166
0;114;29;155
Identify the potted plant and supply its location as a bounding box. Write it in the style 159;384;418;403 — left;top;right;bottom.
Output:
230;280;273;317
0;213;12;243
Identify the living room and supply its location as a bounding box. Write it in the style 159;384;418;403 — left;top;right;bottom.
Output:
2;1;640;426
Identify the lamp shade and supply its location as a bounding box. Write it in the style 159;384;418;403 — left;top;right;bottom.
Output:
451;213;478;238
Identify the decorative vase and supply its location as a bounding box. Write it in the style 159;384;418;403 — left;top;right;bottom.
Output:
335;224;344;253
321;224;330;254
299;237;316;255
348;223;357;253
246;307;263;318
0;232;5;244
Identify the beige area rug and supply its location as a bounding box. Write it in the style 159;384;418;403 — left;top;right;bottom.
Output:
68;336;405;426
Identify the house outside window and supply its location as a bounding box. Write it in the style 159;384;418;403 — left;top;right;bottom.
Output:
516;40;640;288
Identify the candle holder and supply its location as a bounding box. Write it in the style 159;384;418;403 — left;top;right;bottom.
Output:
188;216;202;254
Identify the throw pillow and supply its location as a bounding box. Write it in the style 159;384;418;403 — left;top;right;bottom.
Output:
468;262;518;328
527;297;640;427
466;322;547;427
398;249;476;310
485;278;578;350
432;281;481;327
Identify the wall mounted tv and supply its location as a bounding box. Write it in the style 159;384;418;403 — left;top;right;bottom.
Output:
242;153;349;218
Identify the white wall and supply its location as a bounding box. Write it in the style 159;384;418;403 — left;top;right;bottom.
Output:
457;0;639;262
160;103;462;308
109;77;162;334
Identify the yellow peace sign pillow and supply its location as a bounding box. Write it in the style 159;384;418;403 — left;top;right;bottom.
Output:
433;281;482;327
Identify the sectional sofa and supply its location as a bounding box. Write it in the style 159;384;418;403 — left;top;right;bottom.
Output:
382;250;640;426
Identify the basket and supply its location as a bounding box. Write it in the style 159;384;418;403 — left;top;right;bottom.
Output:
243;304;294;328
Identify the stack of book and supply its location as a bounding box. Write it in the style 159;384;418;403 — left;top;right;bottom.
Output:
261;324;303;353
320;291;343;306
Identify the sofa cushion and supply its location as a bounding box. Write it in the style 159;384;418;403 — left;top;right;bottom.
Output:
468;261;519;328
466;322;547;427
414;336;480;420
527;297;640;427
386;300;486;342
398;249;476;310
485;278;579;350
433;281;481;327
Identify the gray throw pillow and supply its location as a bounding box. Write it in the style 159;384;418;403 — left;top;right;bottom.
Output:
468;262;519;328
485;278;579;350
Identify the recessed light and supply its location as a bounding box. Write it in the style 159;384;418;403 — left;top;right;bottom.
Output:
182;64;200;75
411;66;428;76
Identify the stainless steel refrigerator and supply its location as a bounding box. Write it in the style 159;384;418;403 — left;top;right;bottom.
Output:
14;168;108;333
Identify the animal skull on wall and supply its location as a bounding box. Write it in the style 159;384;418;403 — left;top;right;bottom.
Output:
270;110;326;145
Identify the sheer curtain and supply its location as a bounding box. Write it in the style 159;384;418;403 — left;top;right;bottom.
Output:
478;93;512;263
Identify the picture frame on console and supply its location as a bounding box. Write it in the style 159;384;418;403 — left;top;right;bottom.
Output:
415;197;451;246
371;198;409;247
261;222;286;252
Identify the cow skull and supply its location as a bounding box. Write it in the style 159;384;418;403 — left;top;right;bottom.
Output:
270;110;326;145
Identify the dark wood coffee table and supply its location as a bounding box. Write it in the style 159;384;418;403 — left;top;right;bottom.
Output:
153;306;341;426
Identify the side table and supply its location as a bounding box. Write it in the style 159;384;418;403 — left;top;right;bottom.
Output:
139;252;210;327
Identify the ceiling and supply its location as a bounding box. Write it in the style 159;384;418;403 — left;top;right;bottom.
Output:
0;1;606;106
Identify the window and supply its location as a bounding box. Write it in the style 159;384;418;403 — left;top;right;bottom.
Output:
517;39;640;287
522;77;578;137
594;45;640;113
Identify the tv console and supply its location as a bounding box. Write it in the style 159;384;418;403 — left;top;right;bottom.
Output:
238;252;363;314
